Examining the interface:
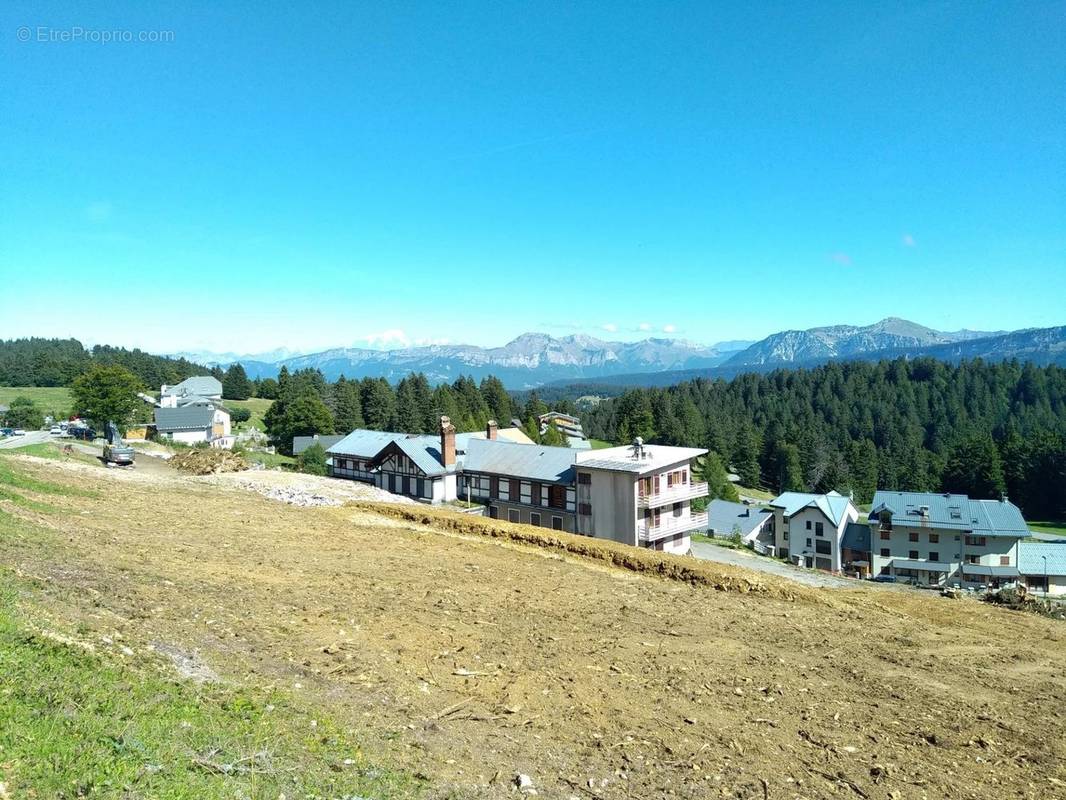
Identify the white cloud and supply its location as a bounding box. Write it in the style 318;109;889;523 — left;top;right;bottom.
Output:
413;337;450;347
902;233;916;247
601;323;618;333
357;329;410;349
662;324;677;334
85;200;112;223
638;322;652;331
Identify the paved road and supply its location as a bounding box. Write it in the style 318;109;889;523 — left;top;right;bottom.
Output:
0;430;52;449
690;539;859;589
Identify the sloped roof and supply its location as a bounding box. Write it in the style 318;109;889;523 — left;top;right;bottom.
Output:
162;376;222;398
293;434;346;455
770;491;854;526
705;500;772;537
392;436;462;477
869;491;1029;537
1018;542;1066;576
464;438;576;484
327;429;409;458
154;405;214;432
466;427;536;445
841;521;872;551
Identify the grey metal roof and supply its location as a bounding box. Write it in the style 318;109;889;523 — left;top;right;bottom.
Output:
891;558;954;572
705;500;773;537
327;429;410;458
1018;542;1066;576
770;491;854;526
293;434;346;455
869;491;1029;537
162;376;223;398
154;405;215;432
176;395;220;408
962;564;1021;577
463;438;576;484
391;435;461;477
841;521;872;551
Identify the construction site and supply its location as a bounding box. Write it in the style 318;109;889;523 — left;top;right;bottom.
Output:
1;451;1064;799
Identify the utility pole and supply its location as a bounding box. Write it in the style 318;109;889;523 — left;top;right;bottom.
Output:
1043;554;1048;597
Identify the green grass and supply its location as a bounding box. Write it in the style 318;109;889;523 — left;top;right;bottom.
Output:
734;484;775;502
243;450;295;470
4;441;99;465
0;386;73;417
691;532;743;549
0;506;418;798
0;454;96;514
225;398;273;431
1028;521;1066;536
589;439;613;450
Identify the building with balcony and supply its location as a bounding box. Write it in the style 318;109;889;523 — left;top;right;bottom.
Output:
868;491;1030;588
769;491;860;571
574;440;708;554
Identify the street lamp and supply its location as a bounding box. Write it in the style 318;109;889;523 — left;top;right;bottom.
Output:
1043;555;1048;597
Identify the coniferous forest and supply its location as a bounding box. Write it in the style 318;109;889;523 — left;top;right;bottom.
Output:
582;358;1066;520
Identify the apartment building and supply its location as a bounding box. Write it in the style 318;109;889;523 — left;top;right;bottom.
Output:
868;491;1029;588
574;439;708;554
769;491;860;571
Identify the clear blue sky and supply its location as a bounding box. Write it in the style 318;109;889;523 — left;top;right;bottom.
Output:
2;1;1063;354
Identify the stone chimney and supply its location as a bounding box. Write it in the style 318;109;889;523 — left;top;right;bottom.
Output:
486;419;498;440
440;416;456;467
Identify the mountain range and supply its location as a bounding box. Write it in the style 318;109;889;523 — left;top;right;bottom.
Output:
166;318;1066;389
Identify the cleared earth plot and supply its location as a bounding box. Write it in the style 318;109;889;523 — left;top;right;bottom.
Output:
0;454;1064;799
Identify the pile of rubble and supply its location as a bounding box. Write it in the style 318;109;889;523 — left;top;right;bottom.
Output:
258;486;342;507
169;449;249;475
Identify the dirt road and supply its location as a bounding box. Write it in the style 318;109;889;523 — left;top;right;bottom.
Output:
690;539;859;588
3;455;1065;799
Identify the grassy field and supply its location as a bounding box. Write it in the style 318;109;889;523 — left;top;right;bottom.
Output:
0;454;1063;798
0;386;73;417
1029;520;1066;536
588;438;612;449
225;398;273;430
734;483;775;501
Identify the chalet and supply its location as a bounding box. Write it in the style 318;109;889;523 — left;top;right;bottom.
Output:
154;403;233;448
769;491;861;571
705;499;773;549
869;491;1029;588
460;435;578;531
574;439;708;554
328;417;476;503
1018;542;1066;597
292;434;345;456
159;376;223;408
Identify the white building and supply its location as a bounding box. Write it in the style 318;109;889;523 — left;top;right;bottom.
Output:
869;491;1029;588
153;403;233;448
769;491;860;571
159;376;223;408
1018;543;1066;597
574;440;708;555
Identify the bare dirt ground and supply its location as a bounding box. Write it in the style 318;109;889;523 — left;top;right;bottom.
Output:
3;455;1065;800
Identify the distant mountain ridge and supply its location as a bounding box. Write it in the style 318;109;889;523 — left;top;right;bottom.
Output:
163;319;1065;388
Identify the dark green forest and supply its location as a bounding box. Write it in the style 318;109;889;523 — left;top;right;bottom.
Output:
0;338;207;389
583;358;1066;520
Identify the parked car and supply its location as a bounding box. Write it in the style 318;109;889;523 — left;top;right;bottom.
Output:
0;428;12;437
49;425;63;435
870;574;897;583
12;429;27;436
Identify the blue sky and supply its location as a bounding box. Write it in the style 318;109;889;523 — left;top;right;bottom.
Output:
2;1;1063;354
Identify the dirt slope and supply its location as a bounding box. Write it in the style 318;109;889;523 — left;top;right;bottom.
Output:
3;456;1065;799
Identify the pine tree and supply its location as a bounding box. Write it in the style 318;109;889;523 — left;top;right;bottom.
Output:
222;363;253;400
331;377;364;432
942;433;1007;498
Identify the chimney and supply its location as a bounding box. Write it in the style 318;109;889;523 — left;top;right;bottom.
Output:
487;419;498;440
440;415;456;467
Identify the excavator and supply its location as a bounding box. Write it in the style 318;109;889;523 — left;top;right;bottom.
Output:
102;421;135;467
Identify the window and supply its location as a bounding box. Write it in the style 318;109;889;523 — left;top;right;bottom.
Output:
783;531;789;541
549;485;566;509
815;522;824;537
965;535;987;547
577;472;591;485
673;502;683;518
929;533;939;544
929;552;939;562
880;531;891;540
816;539;831;555
1000;556;1010;566
909;532;919;542
806;538;812;547
489;506;498;519
508;509;520;523
806;520;812;530
530;512;541;527
909;550;919;559
966;554;980;564
880;548;890;557
552;517;563;531
578;503;592;516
